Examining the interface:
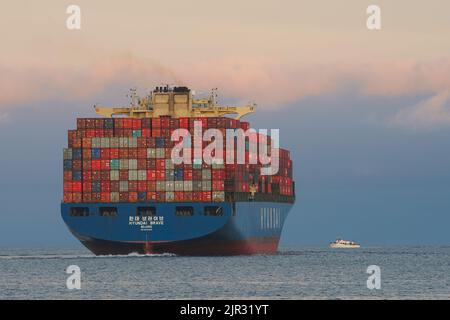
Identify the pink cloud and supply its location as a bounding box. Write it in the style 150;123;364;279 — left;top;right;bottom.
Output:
2;55;450;111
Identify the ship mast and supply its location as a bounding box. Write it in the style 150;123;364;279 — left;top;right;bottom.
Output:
94;86;256;119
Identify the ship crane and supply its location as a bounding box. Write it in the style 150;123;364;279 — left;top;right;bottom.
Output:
94;86;256;120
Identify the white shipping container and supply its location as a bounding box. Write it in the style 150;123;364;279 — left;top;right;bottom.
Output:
156;181;165;191
174;181;184;191
165;181;175;192
137;170;147;181
212;191;225;202
166;191;174;202
202;180;212;191
147;148;156;159
128;170;138;181
119;137;129;148
119;159;129;170
183;181;193;191
128;159;138;170
63;148;72;160
119;181;128;192
110;137;119;148
91;137;101;148
110;192;120;202
101;137;110;148
156;148;165;158
110;170;119;181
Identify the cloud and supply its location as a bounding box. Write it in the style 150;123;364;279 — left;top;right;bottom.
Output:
2;55;450;112
388;90;450;129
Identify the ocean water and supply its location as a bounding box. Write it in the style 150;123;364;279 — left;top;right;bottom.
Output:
0;246;449;300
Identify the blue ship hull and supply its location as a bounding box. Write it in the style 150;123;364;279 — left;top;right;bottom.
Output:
61;201;293;255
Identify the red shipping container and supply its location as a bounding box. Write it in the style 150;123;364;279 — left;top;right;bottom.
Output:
100;160;110;170
119;192;129;202
101;171;110;180
91;160;101;170
77;118;86;129
123;119;133;129
138;148;147;159
129;148;138;158
137;159;147;170
174;191;184;202
132;119;141;129
169;118;179;128
129;181;138;192
202;191;211;202
82;138;92;148
152;118;161;128
147;181;156;191
184;192;193;201
101;181;110;192
101;192;110;202
104;129;114;138
72;181;82;192
110;148;119;159
142;118;151;128
110;181;119;192
179;117;189;129
156;159;165;170
64;181;73;192
240;122;249;130
147;191;157;201
82;193;92;203
119;149;129;158
101;148;110;159
72;160;82;171
147;170;156;180
138;181;147;192
114;118;123;129
64;171;72;181
73;193;82;202
212;180;224;191
92;170;101;181
156;170;165;180
161;129;171;137
137;137;147;147
161;117;170;128
83;182;92;192
83;171;92;181
119;170;128;180
152;129;161;137
193;191;202;202
147;138;156;148
212;169;225;180
83;149;92;159
63;193;73;203
184;169;192;180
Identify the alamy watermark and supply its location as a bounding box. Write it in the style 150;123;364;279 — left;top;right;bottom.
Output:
66;265;81;290
171;121;280;176
366;265;381;290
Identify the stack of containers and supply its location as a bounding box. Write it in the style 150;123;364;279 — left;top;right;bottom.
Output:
63;116;294;203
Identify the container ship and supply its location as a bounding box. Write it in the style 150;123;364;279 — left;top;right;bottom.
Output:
61;86;295;255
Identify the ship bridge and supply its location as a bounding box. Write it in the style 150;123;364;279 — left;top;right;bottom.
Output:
94;86;256;119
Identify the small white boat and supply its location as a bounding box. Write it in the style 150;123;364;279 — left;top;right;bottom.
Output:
330;239;360;248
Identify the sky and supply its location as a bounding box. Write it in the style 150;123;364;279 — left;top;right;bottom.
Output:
0;1;450;247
